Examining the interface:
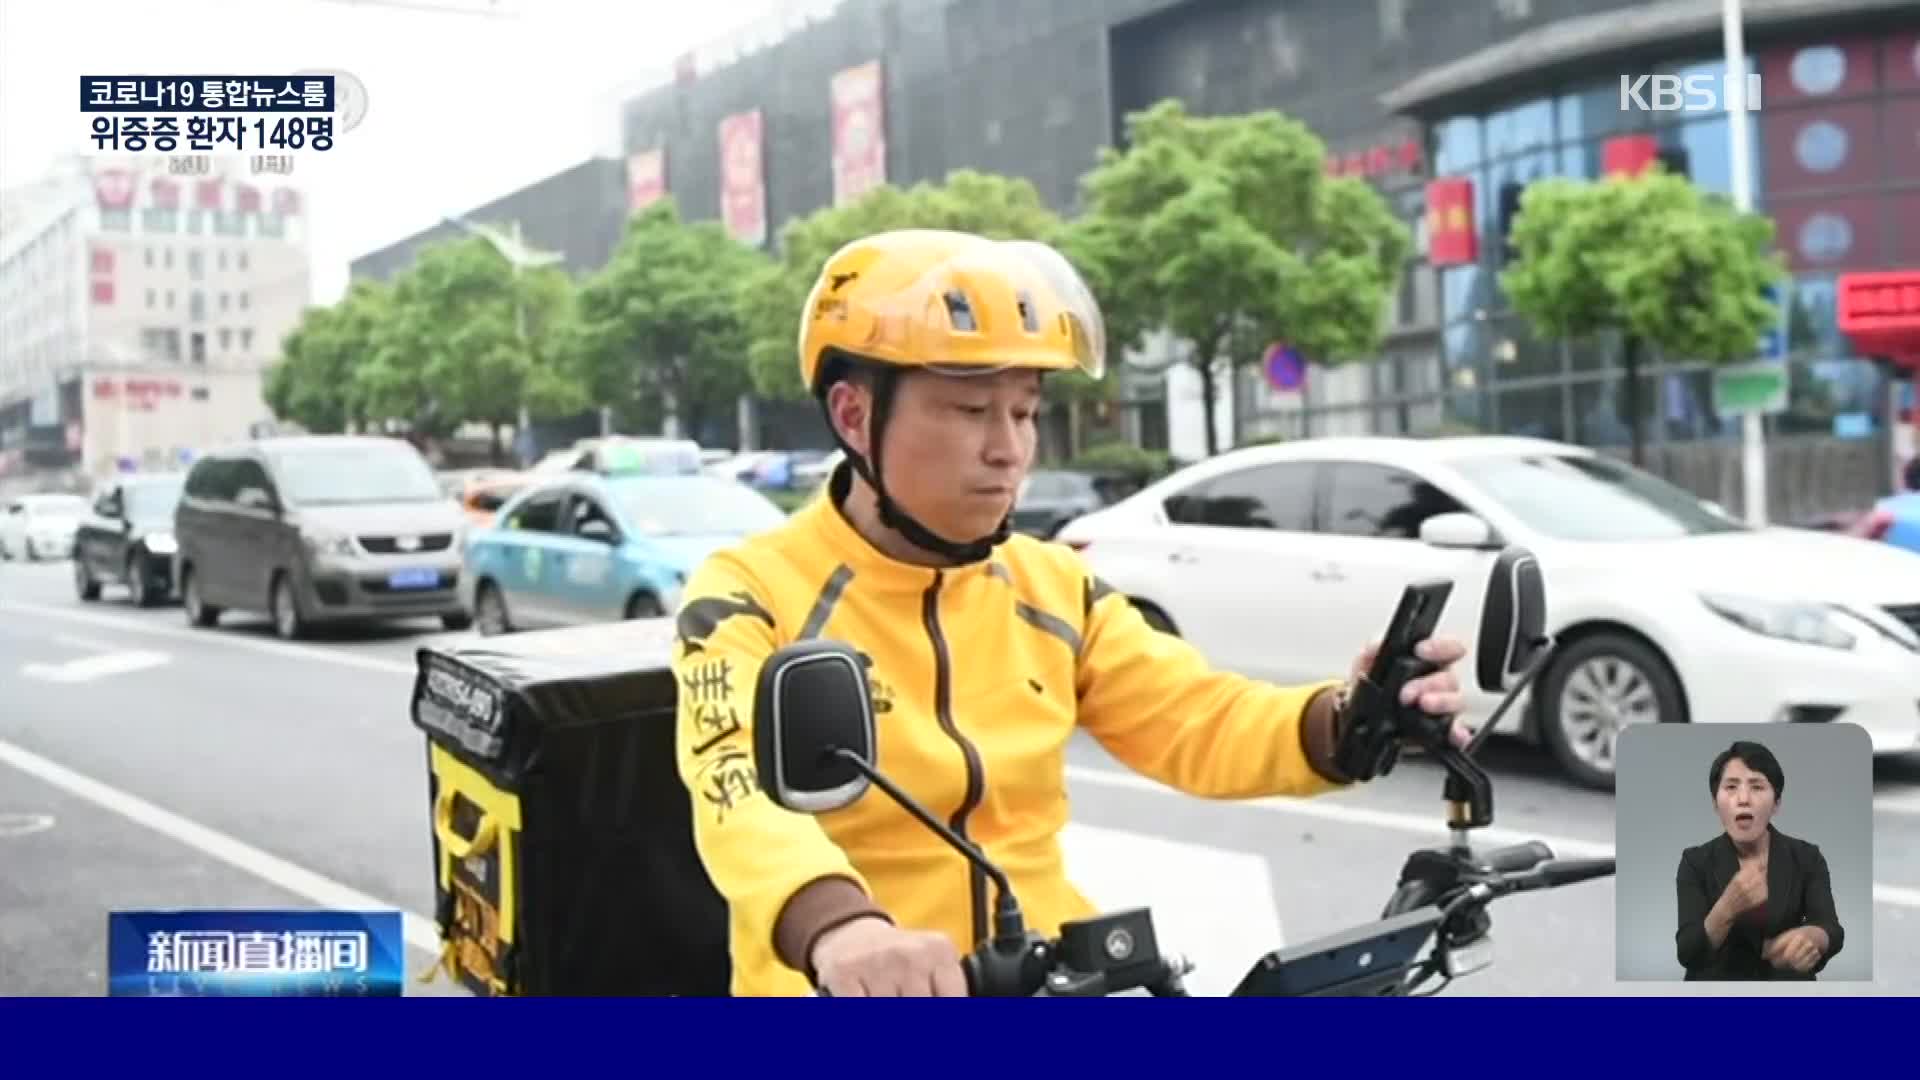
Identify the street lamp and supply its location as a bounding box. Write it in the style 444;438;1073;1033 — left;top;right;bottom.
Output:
1721;0;1768;526
441;215;565;464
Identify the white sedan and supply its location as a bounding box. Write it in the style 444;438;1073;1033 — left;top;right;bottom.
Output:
0;492;87;561
1057;435;1920;790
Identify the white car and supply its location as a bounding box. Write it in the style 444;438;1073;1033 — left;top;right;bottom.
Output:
1056;435;1920;790
0;493;88;561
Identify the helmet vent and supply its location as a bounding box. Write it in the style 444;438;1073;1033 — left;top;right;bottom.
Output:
943;289;978;332
1015;290;1039;333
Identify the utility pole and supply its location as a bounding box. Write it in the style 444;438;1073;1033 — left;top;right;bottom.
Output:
1722;0;1768;526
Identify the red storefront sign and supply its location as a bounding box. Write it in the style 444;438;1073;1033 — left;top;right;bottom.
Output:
1426;177;1478;266
1326;137;1424;179
1838;270;1920;364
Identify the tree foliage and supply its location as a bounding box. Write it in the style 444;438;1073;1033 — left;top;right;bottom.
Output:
572;200;769;443
1501;169;1786;464
263;278;389;435
742;169;1078;402
1063;99;1412;455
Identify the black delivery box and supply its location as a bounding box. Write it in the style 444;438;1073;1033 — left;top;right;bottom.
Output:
409;617;731;996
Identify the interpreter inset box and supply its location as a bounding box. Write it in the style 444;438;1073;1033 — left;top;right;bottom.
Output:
1614;723;1873;983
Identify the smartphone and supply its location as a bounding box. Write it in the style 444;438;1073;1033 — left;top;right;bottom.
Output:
1365;580;1454;685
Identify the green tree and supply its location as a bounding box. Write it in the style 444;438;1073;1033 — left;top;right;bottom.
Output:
742;170;1077;402
363;235;585;462
263;278;390;434
1063;99;1412;457
1502;168;1786;465
571;199;769;443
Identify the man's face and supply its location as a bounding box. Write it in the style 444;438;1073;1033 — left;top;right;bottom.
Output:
1714;757;1778;845
842;368;1042;543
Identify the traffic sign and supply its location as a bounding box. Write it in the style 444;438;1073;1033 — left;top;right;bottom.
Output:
1263;343;1306;393
1713;362;1788;417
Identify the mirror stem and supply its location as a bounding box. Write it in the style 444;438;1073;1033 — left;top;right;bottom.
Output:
827;748;1024;935
1463;638;1556;760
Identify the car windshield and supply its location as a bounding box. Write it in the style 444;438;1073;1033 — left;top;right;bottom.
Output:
613;477;787;537
267;445;444;506
1453;453;1746;541
26;496;86;520
125;479;184;520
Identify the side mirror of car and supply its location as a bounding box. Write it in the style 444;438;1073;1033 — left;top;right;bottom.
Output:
752;640;876;815
236;487;279;515
1419;511;1497;550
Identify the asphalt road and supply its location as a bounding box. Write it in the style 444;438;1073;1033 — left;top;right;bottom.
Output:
5;555;1920;997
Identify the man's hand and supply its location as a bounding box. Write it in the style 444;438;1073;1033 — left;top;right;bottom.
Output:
1351;637;1471;749
810;917;968;997
1763;926;1824;973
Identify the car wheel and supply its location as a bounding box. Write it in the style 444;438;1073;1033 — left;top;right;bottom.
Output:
1131;599;1178;636
441;612;473;632
182;565;221;627
474;581;512;636
269;572;307;641
1537;631;1686;791
74;557;101;602
127;553;155;608
625;592;665;619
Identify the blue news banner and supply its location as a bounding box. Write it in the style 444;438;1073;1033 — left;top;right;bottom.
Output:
81;76;338;155
106;910;404;997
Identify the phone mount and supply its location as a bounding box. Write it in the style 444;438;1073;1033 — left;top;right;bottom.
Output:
1339;658;1497;830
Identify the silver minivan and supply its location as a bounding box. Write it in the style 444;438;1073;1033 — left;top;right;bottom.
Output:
173;436;473;639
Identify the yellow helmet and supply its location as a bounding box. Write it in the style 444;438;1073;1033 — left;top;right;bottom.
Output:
797;228;1107;393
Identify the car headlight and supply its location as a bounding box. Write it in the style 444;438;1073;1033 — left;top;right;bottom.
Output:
303;531;356;558
143;531;177;555
1700;592;1856;650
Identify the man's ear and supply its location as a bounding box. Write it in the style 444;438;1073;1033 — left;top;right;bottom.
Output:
825;380;871;458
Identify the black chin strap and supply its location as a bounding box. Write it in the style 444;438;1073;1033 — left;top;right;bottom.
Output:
819;367;1011;566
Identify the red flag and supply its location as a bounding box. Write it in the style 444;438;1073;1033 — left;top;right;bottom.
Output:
195;179;223;210
1602;134;1660;178
1426;177;1478;267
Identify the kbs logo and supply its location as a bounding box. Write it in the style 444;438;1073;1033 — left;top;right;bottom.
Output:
1618;73;1763;113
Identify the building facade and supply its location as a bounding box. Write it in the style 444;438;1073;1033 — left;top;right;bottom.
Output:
0;155;311;488
607;0;1915;508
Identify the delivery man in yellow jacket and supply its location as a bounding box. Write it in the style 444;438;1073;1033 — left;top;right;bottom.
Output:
671;228;1470;997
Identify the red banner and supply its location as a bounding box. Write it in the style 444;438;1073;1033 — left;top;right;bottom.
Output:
272;187;302;216
150;178;180;210
195;179;223;211
1325;137;1423;180
90;247;115;275
831;60;886;206
718;110;766;246
91;280;115;305
627;148;666;212
235;185;262;213
1425;177;1477;267
1602;134;1660;178
93;168;136;210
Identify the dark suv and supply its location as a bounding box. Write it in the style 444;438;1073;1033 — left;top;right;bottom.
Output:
174;436;473;639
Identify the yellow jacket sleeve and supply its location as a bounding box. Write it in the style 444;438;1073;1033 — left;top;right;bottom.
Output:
672;551;875;971
1074;575;1349;799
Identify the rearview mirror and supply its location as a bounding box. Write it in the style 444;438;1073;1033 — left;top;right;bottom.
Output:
236;487;277;513
1420;512;1496;550
751;639;876;815
1475;546;1549;694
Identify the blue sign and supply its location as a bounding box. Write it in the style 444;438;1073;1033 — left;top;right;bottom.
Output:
1264;343;1306;392
108;910;405;997
1758;284;1789;361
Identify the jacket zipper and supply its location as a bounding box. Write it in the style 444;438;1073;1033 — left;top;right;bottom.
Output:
922;571;988;946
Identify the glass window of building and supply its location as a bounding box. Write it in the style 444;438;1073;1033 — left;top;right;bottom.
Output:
1433;116;1482;174
1482;98;1554;160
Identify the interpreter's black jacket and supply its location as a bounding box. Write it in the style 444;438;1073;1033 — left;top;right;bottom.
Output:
1675;825;1844;981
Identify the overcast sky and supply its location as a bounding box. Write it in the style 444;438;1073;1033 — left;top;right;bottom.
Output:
0;0;768;305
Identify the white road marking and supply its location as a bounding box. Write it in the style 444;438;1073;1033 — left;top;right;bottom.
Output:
0;812;56;838
12;596;1920;915
0;601;416;676
1061;822;1284;997
21;649;170;683
0;736;441;955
